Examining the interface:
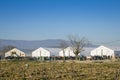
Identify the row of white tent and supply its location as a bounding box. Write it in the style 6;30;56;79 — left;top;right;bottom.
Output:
5;45;120;58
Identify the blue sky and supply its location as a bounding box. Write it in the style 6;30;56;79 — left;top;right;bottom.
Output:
0;0;120;45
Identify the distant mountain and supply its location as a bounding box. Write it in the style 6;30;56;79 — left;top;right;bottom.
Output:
0;39;98;50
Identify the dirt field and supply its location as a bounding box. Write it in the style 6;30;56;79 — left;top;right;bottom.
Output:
0;60;120;80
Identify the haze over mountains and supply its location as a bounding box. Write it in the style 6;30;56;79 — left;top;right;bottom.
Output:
0;39;97;50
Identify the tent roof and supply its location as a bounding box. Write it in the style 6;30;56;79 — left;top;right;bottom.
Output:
102;45;120;51
44;48;61;56
6;48;25;54
80;47;95;56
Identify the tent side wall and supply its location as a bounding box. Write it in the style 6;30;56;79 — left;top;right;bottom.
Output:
5;52;11;57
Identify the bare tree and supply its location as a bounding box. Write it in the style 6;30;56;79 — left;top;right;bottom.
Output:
59;41;68;61
68;35;88;60
1;45;16;53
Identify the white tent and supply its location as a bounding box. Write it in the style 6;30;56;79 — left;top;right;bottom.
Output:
91;45;120;57
59;47;75;57
32;47;61;57
32;47;50;57
5;48;26;57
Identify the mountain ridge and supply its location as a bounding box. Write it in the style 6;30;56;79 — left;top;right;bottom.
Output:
0;39;97;50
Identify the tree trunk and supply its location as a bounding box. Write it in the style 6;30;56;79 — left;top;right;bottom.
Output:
75;55;78;60
63;50;66;61
78;53;80;61
63;56;65;61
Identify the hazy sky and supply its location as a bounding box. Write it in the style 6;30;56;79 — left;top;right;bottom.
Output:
0;0;120;45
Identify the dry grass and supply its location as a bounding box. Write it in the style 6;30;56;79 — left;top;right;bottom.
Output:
0;60;120;80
